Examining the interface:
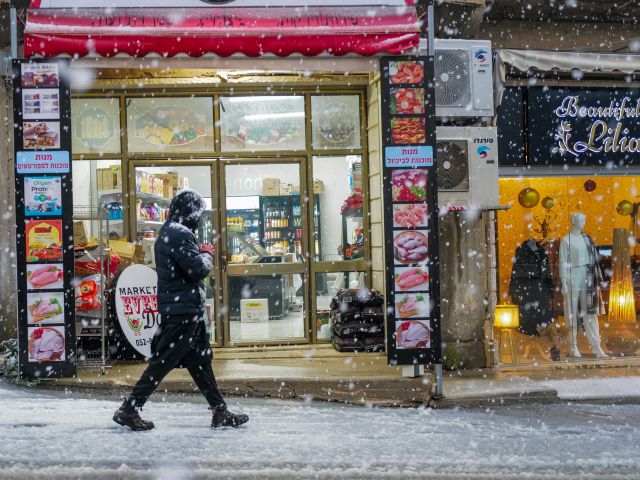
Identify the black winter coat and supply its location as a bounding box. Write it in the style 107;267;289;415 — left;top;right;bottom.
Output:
155;190;212;320
508;240;555;336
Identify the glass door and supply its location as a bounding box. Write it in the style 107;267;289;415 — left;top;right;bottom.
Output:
221;159;309;345
129;161;221;346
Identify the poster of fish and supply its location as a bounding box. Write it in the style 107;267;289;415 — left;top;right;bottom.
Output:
24;176;62;216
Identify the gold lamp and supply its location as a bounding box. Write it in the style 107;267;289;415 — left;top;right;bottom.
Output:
494;304;519;364
608;228;636;323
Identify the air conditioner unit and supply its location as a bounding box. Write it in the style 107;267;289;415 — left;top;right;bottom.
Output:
436;126;499;209
434;39;494;118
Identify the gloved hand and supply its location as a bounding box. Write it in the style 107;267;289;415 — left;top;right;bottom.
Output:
199;243;215;257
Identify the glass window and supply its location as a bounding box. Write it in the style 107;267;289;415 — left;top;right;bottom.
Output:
72;159;124;240
312;155;364;261
224;163;302;263
71;98;121;155
315;271;366;340
218;96;305;152
311;95;361;150
497;175;640;364
228;274;305;341
126;97;214;153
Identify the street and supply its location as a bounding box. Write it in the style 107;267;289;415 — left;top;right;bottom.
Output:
0;380;639;480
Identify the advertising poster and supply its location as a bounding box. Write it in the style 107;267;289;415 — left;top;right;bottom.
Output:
381;56;441;365
14;59;75;379
114;264;161;358
24;176;62;216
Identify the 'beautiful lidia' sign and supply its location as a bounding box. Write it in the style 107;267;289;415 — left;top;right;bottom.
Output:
527;87;640;165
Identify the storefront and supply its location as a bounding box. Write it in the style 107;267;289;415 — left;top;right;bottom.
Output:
494;49;640;365
12;1;437;368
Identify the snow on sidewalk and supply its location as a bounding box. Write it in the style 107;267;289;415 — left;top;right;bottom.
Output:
1;380;640;479
542;375;640;400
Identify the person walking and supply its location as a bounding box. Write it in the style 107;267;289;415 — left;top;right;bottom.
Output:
113;189;248;431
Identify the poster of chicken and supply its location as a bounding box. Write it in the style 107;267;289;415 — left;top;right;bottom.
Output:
381;55;441;365
13;58;74;378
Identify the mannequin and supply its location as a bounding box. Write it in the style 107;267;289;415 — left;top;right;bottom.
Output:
559;213;608;358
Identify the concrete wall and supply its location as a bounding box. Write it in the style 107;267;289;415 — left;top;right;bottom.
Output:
0;78;16;341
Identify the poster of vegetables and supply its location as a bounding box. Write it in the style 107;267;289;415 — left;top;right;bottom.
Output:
381;55;440;365
25;220;63;263
27;292;65;325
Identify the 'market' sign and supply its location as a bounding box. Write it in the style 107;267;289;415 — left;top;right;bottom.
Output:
527;87;640;165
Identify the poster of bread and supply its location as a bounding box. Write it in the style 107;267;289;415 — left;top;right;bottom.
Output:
22;122;61;149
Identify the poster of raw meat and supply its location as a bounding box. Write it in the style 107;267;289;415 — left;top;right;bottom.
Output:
24;176;62;216
28;326;66;362
26;264;64;290
381;55;441;365
27;292;65;325
13;59;75;379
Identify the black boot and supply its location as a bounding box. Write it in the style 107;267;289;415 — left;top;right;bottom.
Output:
211;406;249;428
113;399;155;431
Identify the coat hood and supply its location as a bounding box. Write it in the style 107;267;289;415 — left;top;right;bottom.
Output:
168;188;206;231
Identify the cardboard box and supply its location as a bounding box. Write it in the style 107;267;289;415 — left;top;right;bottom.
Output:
163;183;174;198
263;178;280;196
279;183;292;195
313;179;324;194
291;185;300;195
109;239;137;260
240;299;269;322
157;172;184;189
73;220;88;244
112;166;122;189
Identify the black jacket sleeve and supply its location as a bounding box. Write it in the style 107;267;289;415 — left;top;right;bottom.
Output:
170;229;213;282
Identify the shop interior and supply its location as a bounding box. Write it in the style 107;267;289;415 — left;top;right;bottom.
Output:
69;86;369;354
497;176;640;364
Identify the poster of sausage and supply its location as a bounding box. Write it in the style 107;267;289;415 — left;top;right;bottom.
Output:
381;56;441;365
13;59;75;379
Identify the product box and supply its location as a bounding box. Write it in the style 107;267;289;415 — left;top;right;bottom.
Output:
313;179;324;194
279;183;292;195
109;239;137;260
240;299;269;322
163;183;174;198
112;165;122;189
73;220;88;244
263;178;280;196
291;185;301;195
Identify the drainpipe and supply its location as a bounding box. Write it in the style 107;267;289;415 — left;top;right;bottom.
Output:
487;210;498;367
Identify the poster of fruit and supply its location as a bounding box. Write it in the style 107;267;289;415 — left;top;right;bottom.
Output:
28;326;66;362
22;121;61;149
25;220;63;263
21;63;59;88
127;97;214;153
26;264;64;290
27;291;65;325
395;320;431;349
24;176;62;216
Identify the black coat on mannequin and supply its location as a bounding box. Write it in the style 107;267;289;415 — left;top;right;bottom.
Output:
508;239;555;336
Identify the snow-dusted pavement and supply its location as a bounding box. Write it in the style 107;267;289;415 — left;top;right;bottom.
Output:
0;380;639;480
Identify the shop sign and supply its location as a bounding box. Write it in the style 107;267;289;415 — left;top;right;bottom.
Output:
16;151;70;174
27;0;415;7
527;87;640;165
385;146;433;167
380;56;442;366
114;264;161;359
13;59;75;379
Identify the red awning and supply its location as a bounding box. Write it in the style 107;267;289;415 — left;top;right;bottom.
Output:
24;6;422;59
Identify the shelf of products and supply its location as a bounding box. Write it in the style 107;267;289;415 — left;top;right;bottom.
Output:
342;207;364;260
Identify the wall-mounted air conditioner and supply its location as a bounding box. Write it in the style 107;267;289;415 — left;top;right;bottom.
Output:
436;126;499;208
434;39;494;118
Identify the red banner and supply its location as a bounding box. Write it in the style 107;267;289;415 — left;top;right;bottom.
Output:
24;7;421;58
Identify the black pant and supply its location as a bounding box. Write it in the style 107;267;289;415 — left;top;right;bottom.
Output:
129;318;226;410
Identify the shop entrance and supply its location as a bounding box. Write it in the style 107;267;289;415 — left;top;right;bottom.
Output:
131;158;311;346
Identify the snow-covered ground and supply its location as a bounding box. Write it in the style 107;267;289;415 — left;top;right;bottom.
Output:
0;380;639;480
